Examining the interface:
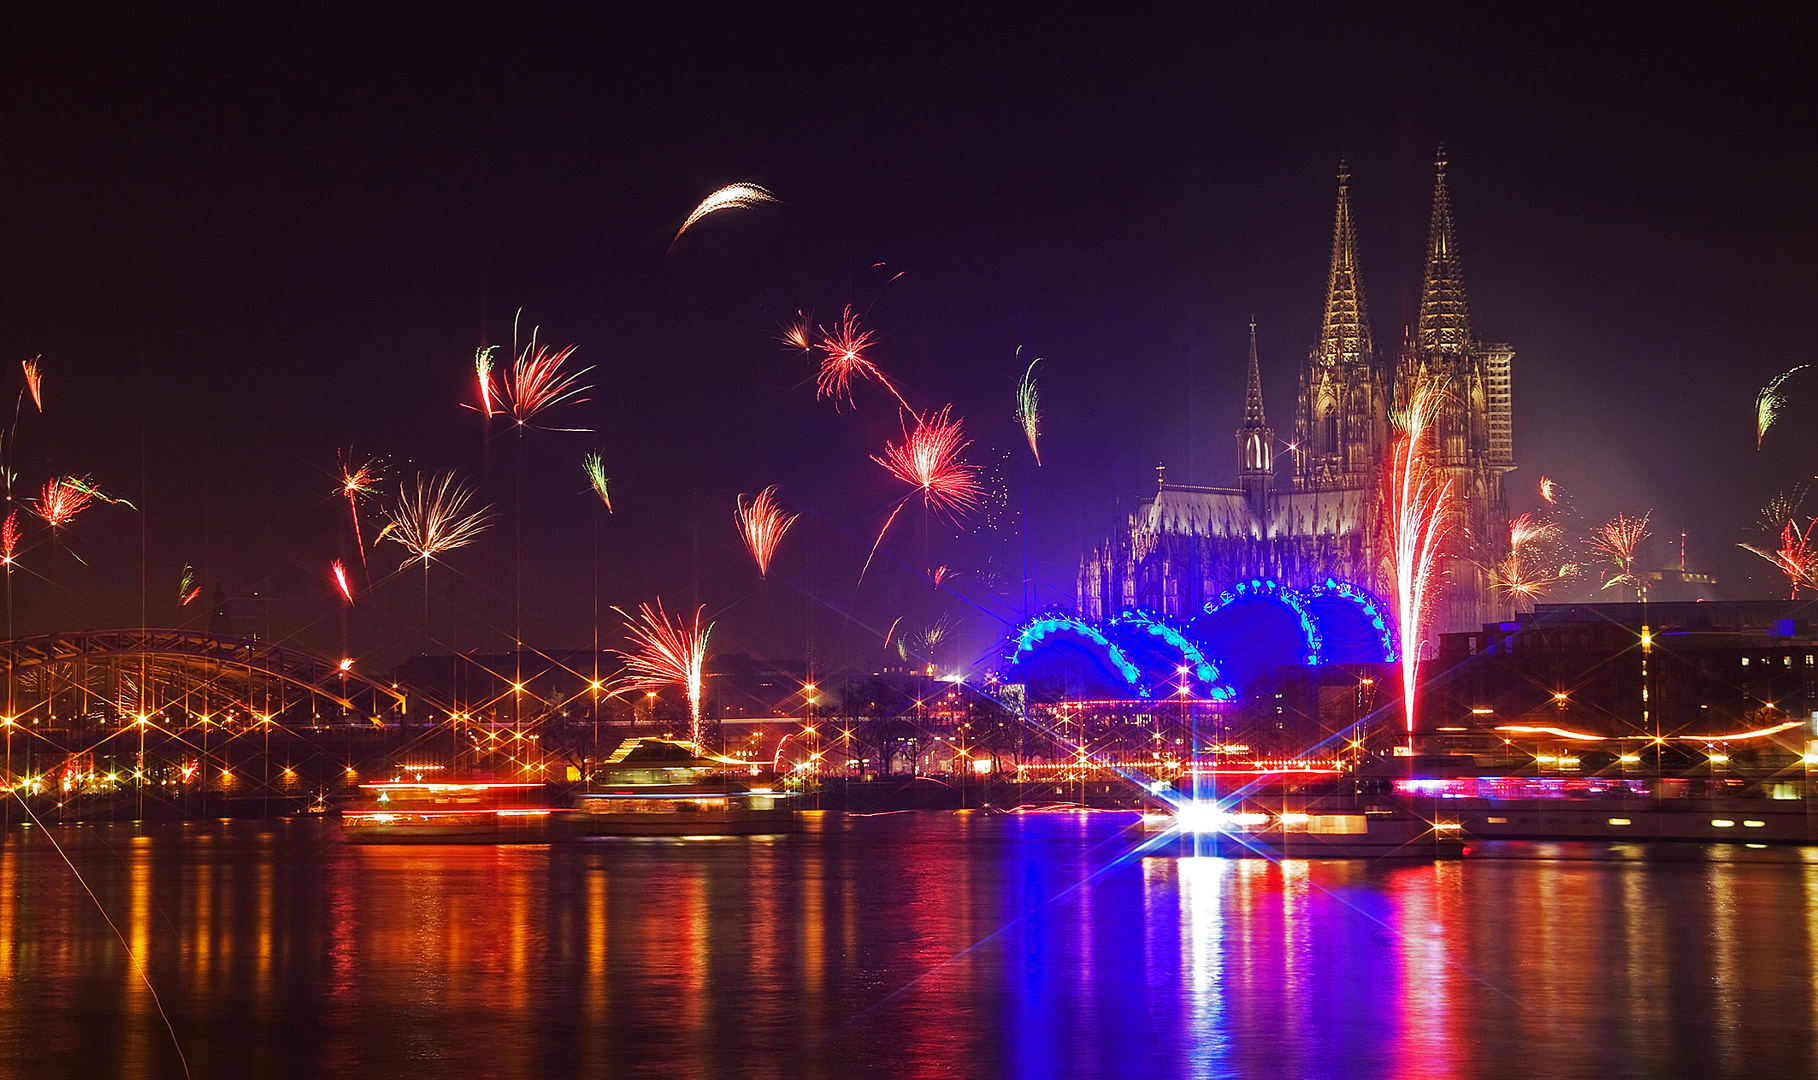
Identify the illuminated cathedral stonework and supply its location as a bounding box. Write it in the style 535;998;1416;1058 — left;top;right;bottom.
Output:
1078;152;1515;640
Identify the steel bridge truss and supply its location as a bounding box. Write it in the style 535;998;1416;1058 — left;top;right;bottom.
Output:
0;629;407;726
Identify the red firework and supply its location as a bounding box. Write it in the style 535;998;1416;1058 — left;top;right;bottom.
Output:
21;356;42;412
31;476;113;529
331;559;355;604
1385;383;1455;735
815;306;909;411
1590;513;1651;599
1741;519;1818;598
873;406;984;518
613;600;713;749
1;510;18;567
736;486;798;577
498;341;592;429
862;406;984;580
338;450;383;567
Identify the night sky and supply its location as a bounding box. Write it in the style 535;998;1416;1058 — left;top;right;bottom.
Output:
2;9;1812;674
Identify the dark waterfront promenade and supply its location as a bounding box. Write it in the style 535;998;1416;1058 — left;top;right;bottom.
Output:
3;812;1817;1079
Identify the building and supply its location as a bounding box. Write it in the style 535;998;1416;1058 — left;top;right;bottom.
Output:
1422;602;1818;763
1079;151;1515;639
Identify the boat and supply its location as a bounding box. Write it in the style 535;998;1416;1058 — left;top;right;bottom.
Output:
341;779;561;843
1139;798;1466;858
567;737;796;837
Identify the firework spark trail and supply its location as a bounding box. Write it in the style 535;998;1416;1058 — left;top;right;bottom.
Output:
1385;382;1455;735
736;486;798;577
338;451;384;567
882;616;905;649
1590;512;1651;599
815;306;912;412
1508;512;1558;552
1;510;18;568
613;599;713;749
1740;519;1818;598
21;356;42;412
873;406;984;518
331;559;355;604
862;406;985;581
178;564;200;607
779;310;813;352
1491;510;1576;605
376;472;494;568
496;340;592;430
671;183;779;249
31;476;129;528
582;451;613;512
1538;476;1560;505
1756;366;1810;448
1015;355;1042;465
474;346;501;419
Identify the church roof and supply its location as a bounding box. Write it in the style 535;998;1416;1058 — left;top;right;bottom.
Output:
1137;484;1371;539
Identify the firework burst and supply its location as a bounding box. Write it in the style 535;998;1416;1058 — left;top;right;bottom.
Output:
338;450;384;566
474;346;500;419
1589;513;1651;599
1491;513;1575;607
672;183;779;250
1741;520;1818;598
376;472;494;568
31;476;129;529
779;310;813;352
178;564;200;607
1015;354;1042;465
736;486;798;577
1538;476;1560;505
873;406;984;518
614;599;713;749
863;406;985;579
1384;381;1455;734
1;510;18;568
1756;366;1810;448
815;306;909;411
497;339;592;429
582;451;613;512
331;559;355;604
21;356;42;412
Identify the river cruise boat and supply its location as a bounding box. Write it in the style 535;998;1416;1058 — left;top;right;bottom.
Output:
568;737;796;837
341;779;560;843
1140;797;1465;859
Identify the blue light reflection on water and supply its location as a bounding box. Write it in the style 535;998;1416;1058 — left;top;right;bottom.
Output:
6;817;1818;1077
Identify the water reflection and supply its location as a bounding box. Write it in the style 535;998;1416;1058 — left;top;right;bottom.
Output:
6;821;1818;1077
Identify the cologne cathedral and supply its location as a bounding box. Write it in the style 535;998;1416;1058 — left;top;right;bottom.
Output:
1078;152;1515;642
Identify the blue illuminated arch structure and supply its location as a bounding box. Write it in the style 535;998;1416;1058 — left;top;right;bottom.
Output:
1305;578;1398;663
1005;614;1149;699
1200;579;1322;666
1105;610;1238;701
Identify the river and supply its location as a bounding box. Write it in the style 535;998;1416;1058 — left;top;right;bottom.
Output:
3;811;1816;1078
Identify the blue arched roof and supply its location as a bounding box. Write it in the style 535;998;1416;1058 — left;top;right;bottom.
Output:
1006;615;1148;697
1305;578;1398;662
1200;579;1322;666
1106;611;1237;701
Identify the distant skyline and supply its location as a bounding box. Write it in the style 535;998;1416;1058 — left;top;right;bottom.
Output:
1;9;1811;671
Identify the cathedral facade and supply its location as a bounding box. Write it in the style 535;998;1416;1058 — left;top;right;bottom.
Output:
1078;153;1515;642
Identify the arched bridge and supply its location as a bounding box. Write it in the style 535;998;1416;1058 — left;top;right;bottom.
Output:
0;629;407;722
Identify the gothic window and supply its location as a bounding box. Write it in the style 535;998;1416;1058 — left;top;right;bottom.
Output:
1322;411;1338;453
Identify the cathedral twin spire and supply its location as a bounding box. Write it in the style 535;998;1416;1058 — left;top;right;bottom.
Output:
1315;161;1374;367
1417;147;1471;356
